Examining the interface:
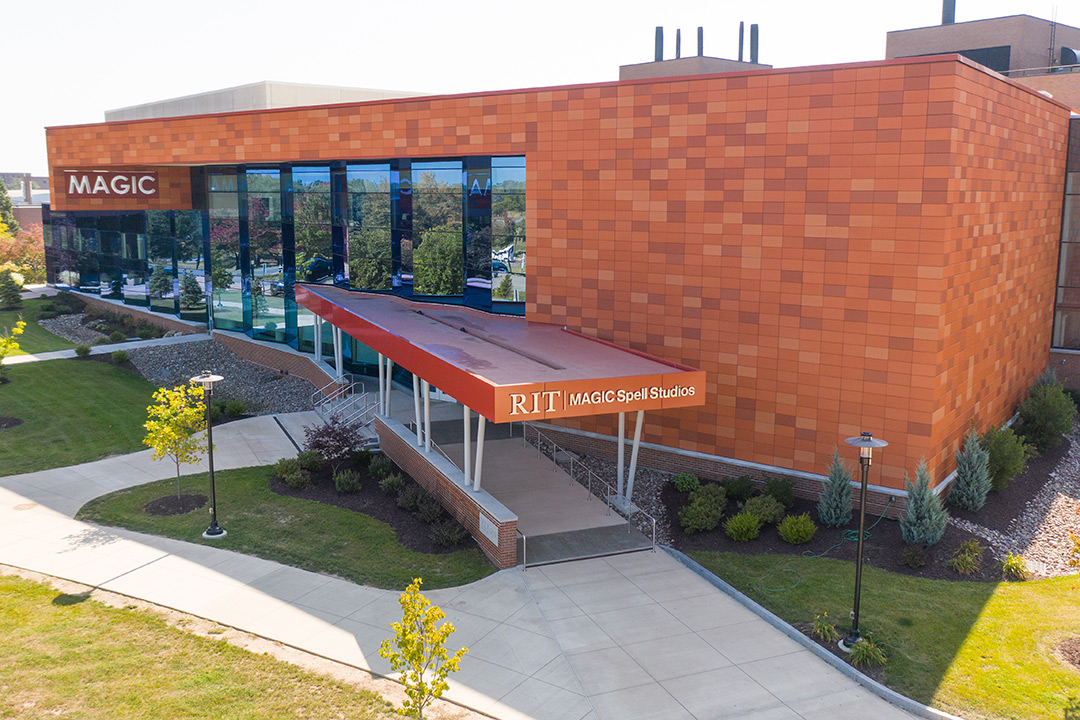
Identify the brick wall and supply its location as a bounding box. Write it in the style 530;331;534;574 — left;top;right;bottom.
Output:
375;417;517;569
211;332;336;393
78;294;202;335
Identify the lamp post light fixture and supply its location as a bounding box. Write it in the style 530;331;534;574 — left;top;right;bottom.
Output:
190;371;226;539
840;430;888;651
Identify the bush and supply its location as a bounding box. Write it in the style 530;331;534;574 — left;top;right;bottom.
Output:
397;485;425;512
110;350;128;365
1001;552;1030;581
678;483;727;534
818;450;853;528
1019;371;1077;452
724;475;755;503
223;399;247;417
949;430;990;512
379;472;405;496
0;272;22;310
108;330;126;343
848;634;887;669
349;448;373;469
763;478;795;510
947;538;984;576
430;520;468;547
811;613;840;643
136;325;157;340
899;546;926;568
671;472;700;493
74;344;91;358
778;513;817;545
274;457;310;489
724;510;763;541
304;417;367;472
416;495;444;524
38;301;56;313
369;455;393;480
296;449;323;473
899;459;948;547
743;495;785;524
980;426;1033;492
333;469;362;494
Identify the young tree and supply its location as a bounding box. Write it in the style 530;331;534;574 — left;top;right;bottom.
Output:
379;578;468;719
143;384;206;499
817;449;852;527
493;273;514;300
148;266;173;298
980;425;1032;491
0;270;21;310
949;429;991;511
899;459;948;546
179;272;203;309
1019;370;1076;452
209;250;233;307
0;319;26;381
0;180;19;234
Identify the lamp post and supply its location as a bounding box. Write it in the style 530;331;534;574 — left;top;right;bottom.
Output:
190;371;226;539
841;431;888;650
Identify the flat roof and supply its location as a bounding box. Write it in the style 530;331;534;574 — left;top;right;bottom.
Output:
296;285;705;423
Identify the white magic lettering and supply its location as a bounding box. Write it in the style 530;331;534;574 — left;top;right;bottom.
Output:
67;172;158;197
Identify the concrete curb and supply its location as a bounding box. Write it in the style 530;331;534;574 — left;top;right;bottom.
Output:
662;547;966;720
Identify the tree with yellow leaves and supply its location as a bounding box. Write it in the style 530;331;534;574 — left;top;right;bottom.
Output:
379;578;468;719
0;319;25;381
143;384;206;499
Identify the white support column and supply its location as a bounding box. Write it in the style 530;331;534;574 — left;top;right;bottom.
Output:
473;416;486;491
412;374;422;446
314;319;323;364
624;410;645;509
332;327;343;380
616;412;626;496
378;353;386;413
385;360;393;417
463;404;472;485
423;380;432;454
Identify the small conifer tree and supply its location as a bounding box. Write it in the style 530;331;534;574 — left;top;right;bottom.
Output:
0;271;22;310
179;272;204;309
148;266;173;298
949;429;990;511
900;459;948;546
817;449;852;527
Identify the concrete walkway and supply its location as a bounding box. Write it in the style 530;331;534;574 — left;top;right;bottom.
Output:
0;413;919;720
2;331;212;365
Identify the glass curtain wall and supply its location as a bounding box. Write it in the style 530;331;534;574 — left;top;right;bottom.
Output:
248;169;285;341
208;172;244;331
175;211;207;322
292;167;333;284
491;157;526;303
1055;171;1080;347
411;160;463;296
346;163;392;290
118;213;148;307
147;211;178;314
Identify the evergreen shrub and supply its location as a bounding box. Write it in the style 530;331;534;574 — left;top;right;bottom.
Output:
724;510;763;541
818;450;853;528
949;430;990;511
899;459;948;546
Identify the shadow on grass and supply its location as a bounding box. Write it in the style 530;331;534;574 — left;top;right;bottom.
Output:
52;591;90;606
1066;698;1080;720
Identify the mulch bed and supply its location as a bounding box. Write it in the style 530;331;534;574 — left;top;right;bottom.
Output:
1055;637;1080;673
269;463;473;556
87;353;141;374
0;417;24;430
145;494;208;516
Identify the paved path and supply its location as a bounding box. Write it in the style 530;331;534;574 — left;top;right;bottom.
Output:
2;332;211;365
0;413;918;720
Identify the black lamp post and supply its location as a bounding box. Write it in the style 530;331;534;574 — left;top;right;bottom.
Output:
191;371;226;539
841;431;887;650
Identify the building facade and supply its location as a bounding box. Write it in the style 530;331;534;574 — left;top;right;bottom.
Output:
43;54;1072;502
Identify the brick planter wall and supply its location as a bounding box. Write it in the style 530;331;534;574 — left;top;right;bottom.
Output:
375;416;518;569
535;423;909;519
211;332;336;392
77;294;202;336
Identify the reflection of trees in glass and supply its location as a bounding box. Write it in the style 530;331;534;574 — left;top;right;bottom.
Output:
413;226;463;295
348;228;391;290
209;218;240;270
494;274;513;300
174;212;202;269
251;278;268;318
179;272;203;309
209;249;234;306
148;266;172;297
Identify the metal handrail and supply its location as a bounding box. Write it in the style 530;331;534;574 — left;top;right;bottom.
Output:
518;530;527;570
406;421;459;470
1001;63;1080;78
525;424;657;549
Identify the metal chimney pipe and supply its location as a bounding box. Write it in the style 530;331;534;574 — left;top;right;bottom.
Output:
698;27;703;56
942;0;956;25
750;24;759;63
738;22;745;62
676;29;682;59
22;174;31;204
655;27;663;61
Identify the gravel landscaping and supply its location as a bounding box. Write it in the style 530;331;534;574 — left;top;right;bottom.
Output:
126;340;315;416
37;313;108;345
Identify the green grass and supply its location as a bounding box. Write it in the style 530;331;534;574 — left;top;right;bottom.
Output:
0;297;78;354
690;551;1080;720
0;572;396;719
0;360;157;476
77;466;496;590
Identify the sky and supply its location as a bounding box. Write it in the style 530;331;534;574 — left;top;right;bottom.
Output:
3;0;1079;177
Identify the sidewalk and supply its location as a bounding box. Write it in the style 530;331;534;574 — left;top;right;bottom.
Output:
0;412;919;720
2;332;211;365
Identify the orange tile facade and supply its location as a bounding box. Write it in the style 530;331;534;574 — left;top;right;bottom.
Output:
45;55;1070;491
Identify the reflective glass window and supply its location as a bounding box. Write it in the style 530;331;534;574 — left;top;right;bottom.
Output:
412;161;462;296
491;156;526;302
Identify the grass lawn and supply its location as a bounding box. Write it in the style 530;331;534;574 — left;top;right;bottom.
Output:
0;572;396;719
0;360;157;476
77;466;496;590
0;297;78;354
691;551;1080;720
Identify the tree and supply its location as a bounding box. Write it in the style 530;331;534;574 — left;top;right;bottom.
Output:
209;249;233;306
949;429;990;511
899;459;948;546
980;425;1033;491
148;266;173;298
817;449;853;527
1018;370;1076;452
143;384;206;499
0;320;25;381
250;276;268;318
0;179;19;234
0;222;45;284
0;270;21;310
179;272;203;309
379;578;468;719
493;273;514;300
412;225;462;296
348;228;391;289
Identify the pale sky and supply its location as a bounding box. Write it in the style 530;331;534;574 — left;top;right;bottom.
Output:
4;0;1079;176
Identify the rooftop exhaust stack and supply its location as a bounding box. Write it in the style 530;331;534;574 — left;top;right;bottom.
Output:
676;28;682;59
738;22;745;62
698;27;703;57
655;27;663;61
942;0;956;25
750;24;759;63
22;174;31;204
